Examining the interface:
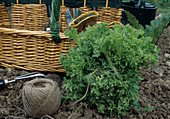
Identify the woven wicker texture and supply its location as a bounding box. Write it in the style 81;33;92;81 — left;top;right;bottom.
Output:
79;7;92;15
0;4;49;31
0;28;76;72
60;0;122;31
98;7;122;23
0;0;122;73
0;4;10;28
59;6;70;32
12;4;49;31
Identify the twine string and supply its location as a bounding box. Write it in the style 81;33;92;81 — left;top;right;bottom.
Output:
22;78;61;118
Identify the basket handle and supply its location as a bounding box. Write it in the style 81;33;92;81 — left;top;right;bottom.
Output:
16;0;42;5
84;0;86;7
62;0;64;6
106;0;109;7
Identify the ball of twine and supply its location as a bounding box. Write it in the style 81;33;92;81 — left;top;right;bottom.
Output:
22;78;61;118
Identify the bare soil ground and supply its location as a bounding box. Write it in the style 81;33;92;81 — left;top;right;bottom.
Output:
0;26;169;119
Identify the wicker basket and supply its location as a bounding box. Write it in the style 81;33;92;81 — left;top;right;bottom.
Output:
0;28;76;72
0;0;122;72
0;0;49;31
60;0;122;32
0;4;11;28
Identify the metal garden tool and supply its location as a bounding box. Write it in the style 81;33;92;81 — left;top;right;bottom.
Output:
5;3;13;29
0;72;46;87
65;8;81;27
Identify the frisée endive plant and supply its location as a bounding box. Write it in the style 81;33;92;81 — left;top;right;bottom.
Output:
60;23;159;117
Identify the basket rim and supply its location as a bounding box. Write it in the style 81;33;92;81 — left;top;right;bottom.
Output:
0;28;68;39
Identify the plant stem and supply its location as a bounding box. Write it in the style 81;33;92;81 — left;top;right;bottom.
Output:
104;53;122;80
154;25;166;45
68;68;99;119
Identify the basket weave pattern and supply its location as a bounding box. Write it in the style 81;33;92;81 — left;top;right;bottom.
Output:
98;7;122;23
0;4;10;28
60;6;122;32
59;0;122;32
0;28;76;72
59;6;70;32
0;0;122;72
0;4;49;31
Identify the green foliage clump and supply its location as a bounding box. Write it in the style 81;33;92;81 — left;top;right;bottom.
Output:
60;23;159;117
150;0;170;9
145;13;170;44
125;11;169;45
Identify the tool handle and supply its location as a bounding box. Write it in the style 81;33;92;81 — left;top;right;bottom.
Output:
139;0;145;9
0;80;5;86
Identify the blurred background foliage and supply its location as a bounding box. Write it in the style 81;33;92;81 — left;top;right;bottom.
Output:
123;0;170;13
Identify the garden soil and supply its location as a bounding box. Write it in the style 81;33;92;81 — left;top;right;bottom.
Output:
0;26;169;119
